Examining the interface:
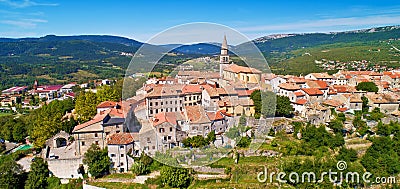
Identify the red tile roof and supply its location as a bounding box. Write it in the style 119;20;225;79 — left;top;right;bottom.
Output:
73;109;111;132
107;133;135;145
185;105;211;124
337;107;348;112
206;111;224;121
279;83;300;90
294;91;305;97
182;85;202;94
153;112;178;126
301;88;323;96
97;101;117;108
2;86;27;93
323;99;343;107
224;64;262;74
295;99;307;105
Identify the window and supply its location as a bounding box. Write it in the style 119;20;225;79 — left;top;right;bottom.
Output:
121;154;124;157
147;138;151;143
150;110;153;114
150;102;153;106
120;162;124;166
152;146;155;149
106;132;110;136
155;102;158;106
95;141;99;145
94;133;98;137
163;136;167;141
120;145;124;149
170;127;172;132
111;154;116;157
159;128;165;133
168;136;171;140
161;102;163;106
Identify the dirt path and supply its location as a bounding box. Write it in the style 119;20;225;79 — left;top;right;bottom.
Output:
94;171;160;184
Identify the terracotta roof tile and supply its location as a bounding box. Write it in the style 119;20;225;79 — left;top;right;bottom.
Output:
107;133;135;145
279;83;300;90
206;111;224;121
224;64;262;74
152;112;182;126
73;109;111;132
301;88;323;95
323;99;343;107
182;85;202;94
295;99;307;105
97;101;117;108
294;91;305;97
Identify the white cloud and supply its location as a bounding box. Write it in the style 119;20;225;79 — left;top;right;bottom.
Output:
1;18;47;28
0;0;58;8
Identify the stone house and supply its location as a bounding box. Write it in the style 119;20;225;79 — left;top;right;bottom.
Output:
301;88;324;103
72;108;125;155
185;105;212;137
107;133;138;173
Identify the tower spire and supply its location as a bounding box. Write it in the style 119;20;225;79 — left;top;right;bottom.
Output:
221;34;228;52
219;35;230;78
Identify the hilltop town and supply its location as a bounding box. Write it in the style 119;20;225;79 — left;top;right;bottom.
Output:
1;35;400;188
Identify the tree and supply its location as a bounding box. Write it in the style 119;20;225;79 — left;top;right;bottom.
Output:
75;91;98;122
0;142;5;153
250;90;262;118
131;161;147;176
356;82;378;92
361;96;369;112
27;99;75;148
0;156;24;189
182;135;208;148
139;152;153;167
160;166;192;188
236;136;251;148
361;137;400;177
250;90;276;118
25;157;49;189
206;130;216;144
12;118;27;143
337;147;358;162
328;119;344;134
275;95;293;117
261;91;277;117
96;85;121;102
368;107;384;121
268;128;275;136
239;115;247;126
83;144;111;178
353;115;368;135
376;121;391;136
225;126;241;139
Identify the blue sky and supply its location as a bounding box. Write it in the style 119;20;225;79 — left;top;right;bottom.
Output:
0;0;399;43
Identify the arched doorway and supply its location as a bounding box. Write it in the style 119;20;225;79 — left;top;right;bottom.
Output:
55;137;67;148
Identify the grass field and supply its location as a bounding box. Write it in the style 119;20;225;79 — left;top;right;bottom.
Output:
0;112;12;117
269;40;400;75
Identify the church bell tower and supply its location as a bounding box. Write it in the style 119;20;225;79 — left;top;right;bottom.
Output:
219;35;230;78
